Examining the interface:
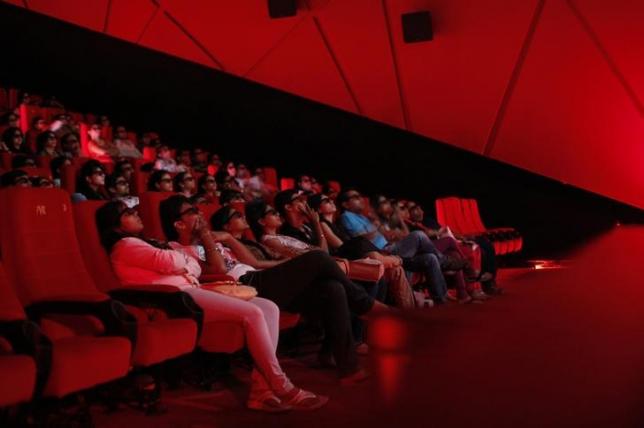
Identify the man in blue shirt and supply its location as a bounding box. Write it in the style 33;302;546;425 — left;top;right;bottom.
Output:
337;188;467;304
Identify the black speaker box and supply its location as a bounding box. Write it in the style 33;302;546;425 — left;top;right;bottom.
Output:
402;11;433;43
268;0;297;19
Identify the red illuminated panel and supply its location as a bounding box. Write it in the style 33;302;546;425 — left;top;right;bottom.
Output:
138;11;218;69
387;0;539;153
315;0;405;128
491;0;644;209
105;0;157;43
246;18;357;113
571;0;644;104
162;0;304;75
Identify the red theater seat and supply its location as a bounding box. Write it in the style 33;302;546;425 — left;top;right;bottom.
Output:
0;188;132;398
280;177;295;190
73;201;198;367
0;265;37;408
138;191;176;241
435;197;522;255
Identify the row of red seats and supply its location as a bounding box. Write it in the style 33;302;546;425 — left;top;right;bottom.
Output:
435;197;522;255
0;188;297;410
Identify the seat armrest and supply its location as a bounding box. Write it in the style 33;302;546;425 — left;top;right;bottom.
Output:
25;298;137;345
109;286;204;335
0;319;53;397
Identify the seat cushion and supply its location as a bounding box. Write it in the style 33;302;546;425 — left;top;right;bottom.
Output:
0;355;36;406
44;336;131;398
199;321;245;354
132;318;197;366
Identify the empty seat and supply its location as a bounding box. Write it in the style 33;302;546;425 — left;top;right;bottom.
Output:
0;189;133;398
435;197;521;255
0;264;37;408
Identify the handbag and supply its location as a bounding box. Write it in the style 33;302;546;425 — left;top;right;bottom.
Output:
200;281;258;301
347;258;385;282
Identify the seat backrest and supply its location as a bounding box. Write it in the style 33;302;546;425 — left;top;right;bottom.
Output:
197;202;222;225
263;167;278;189
452;198;477;235
60;163;79;194
19;103;41;133
21;166;52;180
0;152;12;170
138;191;176;241
0;188;105;306
435;198;447;227
72;201;123;293
280;177;294;191
443;197;467;234
131;169;151;196
466;199;488;232
0;263;26;322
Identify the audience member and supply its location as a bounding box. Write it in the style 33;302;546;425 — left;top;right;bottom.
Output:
72;159;109;202
173;171;196;198
147;169;174;192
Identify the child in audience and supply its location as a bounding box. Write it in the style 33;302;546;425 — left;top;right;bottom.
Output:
154;144;178;172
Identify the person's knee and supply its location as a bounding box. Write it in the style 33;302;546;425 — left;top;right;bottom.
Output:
317;280;348;305
242;304;265;327
411;230;428;243
416;253;439;268
255;297;280;319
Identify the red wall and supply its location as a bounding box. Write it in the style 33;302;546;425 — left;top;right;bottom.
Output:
6;0;643;208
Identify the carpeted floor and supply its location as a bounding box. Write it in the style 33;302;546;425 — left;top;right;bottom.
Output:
93;226;644;428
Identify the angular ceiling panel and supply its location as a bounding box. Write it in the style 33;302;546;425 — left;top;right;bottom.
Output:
162;0;304;75
246;18;357;114
386;0;539;154
315;0;405;128
570;0;644;108
105;0;157;43
138;12;218;70
491;0;644;208
27;0;108;32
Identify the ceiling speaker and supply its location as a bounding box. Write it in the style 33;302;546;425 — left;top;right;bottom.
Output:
268;0;297;19
402;11;433;43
